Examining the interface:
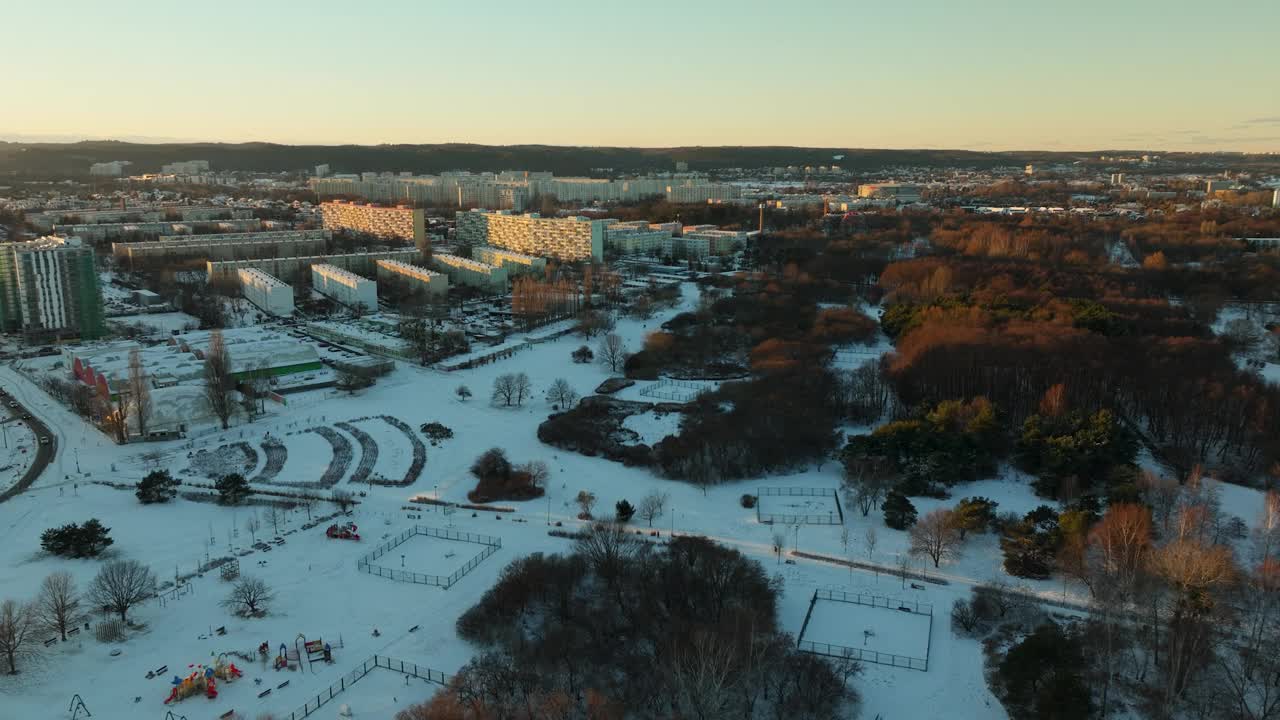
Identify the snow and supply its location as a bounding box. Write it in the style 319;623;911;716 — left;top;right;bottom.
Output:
620;409;682;445
107;312;200;335
8;277;1266;719
801;593;932;662
0;420;37;492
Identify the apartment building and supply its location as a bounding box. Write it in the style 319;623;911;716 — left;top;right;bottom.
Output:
375;259;448;297
470;245;547;277
857;183;923;203
161;160;211;175
606;227;672;256
112;230;329;266
311;173;730;209
55;218;262;241
454;210;604;262
431;253;508;293
238;268;294;316
319;201;426;245
89;161;131;176
683;229;751;255
665;182;742;204
312;264;377;311
31;205;254;231
206;249;420;283
0;236;105;341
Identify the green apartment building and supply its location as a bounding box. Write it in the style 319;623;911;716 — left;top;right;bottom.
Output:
0;236;106;342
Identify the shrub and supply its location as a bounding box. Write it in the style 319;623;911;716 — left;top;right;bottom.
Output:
740;493;757;509
467;449;545;503
420;422;455;443
571;346;594;364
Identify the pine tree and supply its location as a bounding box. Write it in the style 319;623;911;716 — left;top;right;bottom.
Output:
883;491;918;530
615;499;636;523
215;473;251;506
136;469;180;504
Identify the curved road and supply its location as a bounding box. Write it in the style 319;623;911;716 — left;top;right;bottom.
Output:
0;388;56;503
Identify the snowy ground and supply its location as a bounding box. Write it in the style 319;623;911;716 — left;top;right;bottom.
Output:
620;409;682;444
802;594;932;662
0;279;1272;720
0;419;37;492
107;312;200;335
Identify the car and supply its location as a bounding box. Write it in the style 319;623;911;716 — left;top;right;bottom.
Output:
22;414;30;420
39;437;50;445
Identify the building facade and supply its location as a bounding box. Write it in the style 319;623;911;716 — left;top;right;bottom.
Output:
112;230;329;265
375;259;448;297
311;264;377;311
206;249;420;283
0;236;105;341
430;253;508;292
470;245;547;277
454;210;604;262
319;201;426;245
857;183;923;203
238;268;294;316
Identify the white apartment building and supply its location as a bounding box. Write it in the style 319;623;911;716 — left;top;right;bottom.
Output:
112;230;330;265
375;259;448;297
161;160;211;174
320;201;426;244
683;229;751;255
606;228;672;256
665;182;742;204
454;210;604;262
238;268;294;316
206;249;419;284
431;253;508;293
311;264;377;311
470;245;547;277
89;161;131;176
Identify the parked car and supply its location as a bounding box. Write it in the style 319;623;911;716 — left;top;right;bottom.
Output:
39;437;50;445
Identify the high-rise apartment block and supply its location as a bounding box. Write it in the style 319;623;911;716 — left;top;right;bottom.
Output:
160;160;211;175
375;259;448;297
0;236;105;341
320;201;426;245
238;268;294;316
311;264;377;311
454;210;604;262
431;253;508;293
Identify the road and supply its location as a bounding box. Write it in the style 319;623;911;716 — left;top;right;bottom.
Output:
0;385;56;504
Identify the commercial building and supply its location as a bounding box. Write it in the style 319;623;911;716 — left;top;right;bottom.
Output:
375;259;448;297
857;183;923;204
206;249;420;283
311;264;377;311
0;236;105;341
431;253;508;292
319;201;426;245
112;230;329;265
238;268;294;316
470;245;547;276
454;210;604;262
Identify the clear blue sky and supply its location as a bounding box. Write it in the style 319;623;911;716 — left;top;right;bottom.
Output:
5;0;1278;151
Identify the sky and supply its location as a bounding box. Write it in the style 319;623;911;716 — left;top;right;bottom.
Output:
4;0;1278;152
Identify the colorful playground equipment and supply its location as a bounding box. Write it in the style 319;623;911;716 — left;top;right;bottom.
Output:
163;655;243;704
326;522;360;541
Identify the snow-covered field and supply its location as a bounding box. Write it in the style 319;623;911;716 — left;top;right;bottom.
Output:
802;595;932;662
107;311;200;335
0;280;1271;720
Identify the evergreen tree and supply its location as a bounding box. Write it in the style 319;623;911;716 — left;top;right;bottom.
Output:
40;519;114;558
215;473;251;506
615;499;636;523
136;469;180;504
997;623;1092;720
883;491;918;530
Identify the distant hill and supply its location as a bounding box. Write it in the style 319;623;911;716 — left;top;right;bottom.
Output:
0;140;1265;177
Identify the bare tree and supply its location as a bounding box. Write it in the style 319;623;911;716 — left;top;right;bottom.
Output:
203;329;236;430
909;509;961;568
0;599;38;674
637;491;668;527
513;372;532;406
842;455;895;517
597;333;628;372
265;506;283;536
517;460;550;489
127;348;152;439
545;378;579;409
772;530;787;564
37;572;81;642
245;513;261;543
491;374;517;407
575;490;598;519
864;526;879;579
220;576;275;617
669;631;739;720
89;560;156;623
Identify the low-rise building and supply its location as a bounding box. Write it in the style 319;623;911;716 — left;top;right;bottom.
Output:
470;245;547;276
311;264;377;311
238;268;294;316
375;259;448;297
431;253;508;292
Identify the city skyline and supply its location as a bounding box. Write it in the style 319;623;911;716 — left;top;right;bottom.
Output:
5;0;1279;152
